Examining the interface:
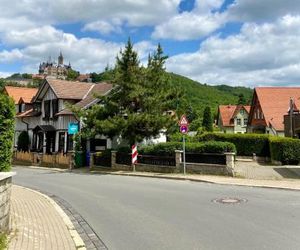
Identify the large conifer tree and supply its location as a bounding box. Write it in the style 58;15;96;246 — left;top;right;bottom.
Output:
82;39;177;145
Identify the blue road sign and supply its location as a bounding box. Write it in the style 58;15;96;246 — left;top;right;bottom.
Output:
68;123;79;135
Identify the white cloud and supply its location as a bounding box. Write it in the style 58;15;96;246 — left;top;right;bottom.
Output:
152;0;225;40
166;15;300;86
83;20;122;35
227;0;300;22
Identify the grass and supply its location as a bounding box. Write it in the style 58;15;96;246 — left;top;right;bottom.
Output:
0;233;8;250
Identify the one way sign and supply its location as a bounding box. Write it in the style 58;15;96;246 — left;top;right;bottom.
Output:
179;115;189;126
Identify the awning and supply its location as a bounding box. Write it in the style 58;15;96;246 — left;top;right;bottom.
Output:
33;125;56;132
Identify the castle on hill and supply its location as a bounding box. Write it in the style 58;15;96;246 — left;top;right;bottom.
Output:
38;52;72;79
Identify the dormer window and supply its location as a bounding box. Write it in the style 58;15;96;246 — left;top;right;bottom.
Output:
19;103;25;113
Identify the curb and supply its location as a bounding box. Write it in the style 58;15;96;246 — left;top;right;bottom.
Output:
15;185;86;250
88;170;300;192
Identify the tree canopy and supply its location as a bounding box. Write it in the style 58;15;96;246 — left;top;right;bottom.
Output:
80;40;179;145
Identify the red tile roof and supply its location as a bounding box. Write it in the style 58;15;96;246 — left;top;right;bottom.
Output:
4;86;38;104
255;87;300;131
218;105;251;127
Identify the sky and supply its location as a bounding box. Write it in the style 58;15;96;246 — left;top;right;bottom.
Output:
1;0;300;87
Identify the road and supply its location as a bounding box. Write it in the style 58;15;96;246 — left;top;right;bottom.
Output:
12;166;300;250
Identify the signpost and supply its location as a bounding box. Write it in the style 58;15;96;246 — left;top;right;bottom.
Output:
179;115;189;175
132;144;138;172
68;122;79;170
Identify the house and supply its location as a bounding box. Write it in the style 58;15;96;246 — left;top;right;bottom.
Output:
16;78;113;154
248;87;300;136
217;105;251;134
284;98;300;137
3;86;38;146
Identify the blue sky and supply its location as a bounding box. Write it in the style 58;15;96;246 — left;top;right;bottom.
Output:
1;0;300;87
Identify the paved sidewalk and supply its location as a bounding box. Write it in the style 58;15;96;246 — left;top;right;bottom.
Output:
9;185;83;250
83;169;300;191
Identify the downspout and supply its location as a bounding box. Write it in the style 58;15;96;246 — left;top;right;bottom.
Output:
21;117;29;132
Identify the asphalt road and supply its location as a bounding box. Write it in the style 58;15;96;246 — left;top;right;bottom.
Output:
12;166;300;250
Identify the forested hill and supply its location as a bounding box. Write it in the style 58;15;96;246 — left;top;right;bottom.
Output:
168;73;253;115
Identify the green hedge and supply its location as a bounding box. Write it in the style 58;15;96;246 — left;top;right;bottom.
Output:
269;137;300;165
0;94;15;172
139;141;236;156
198;132;270;156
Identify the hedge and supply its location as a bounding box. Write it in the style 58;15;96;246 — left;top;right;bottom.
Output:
269;137;300;165
198;132;270;157
0;94;15;171
139;141;236;156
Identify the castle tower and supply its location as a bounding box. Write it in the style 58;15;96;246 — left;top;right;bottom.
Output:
58;51;64;65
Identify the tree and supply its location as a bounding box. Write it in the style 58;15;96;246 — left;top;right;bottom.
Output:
238;93;247;105
66;69;80;81
17;131;30;152
80;39;176;145
202;106;213;132
0;94;15;171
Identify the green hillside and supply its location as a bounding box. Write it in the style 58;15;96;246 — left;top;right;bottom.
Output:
168;73;253;116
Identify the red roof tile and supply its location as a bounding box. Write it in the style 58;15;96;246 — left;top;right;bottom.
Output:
4;86;38;104
255;87;300;131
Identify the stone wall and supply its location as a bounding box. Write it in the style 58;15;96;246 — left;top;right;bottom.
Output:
0;172;15;232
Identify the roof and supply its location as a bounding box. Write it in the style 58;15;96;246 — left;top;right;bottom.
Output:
33;125;56;132
218;105;251;127
4;86;38;104
46;78;94;100
56;82;113;116
16;109;40;118
254;87;300;131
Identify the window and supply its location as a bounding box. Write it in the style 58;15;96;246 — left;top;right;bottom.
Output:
244;118;248;126
34;103;41;112
67;134;74;151
58;132;65;153
240;109;244;115
44;100;51;119
19;103;25;113
52;99;59;117
237;118;241;125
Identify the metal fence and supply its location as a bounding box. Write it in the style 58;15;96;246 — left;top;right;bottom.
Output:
185;153;226;165
138;155;176;166
94;152;111;167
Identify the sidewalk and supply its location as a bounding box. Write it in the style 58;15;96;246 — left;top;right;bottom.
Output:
8;185;85;250
83;168;300;191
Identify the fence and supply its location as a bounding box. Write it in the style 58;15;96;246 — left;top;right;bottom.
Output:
14;151;71;168
91;150;235;176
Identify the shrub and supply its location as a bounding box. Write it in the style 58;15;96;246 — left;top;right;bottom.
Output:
269;137;300;164
198;132;270;156
17;131;30;152
0;94;15;171
168;132;198;143
139;141;236;156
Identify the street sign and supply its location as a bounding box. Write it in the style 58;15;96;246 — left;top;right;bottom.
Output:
179;115;189;126
180;125;188;134
68;122;79;135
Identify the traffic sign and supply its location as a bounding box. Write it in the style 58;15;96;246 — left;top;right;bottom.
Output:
179;115;189;126
180;125;188;134
68;122;79;135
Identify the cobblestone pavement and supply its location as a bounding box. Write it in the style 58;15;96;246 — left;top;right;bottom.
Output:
8;185;77;250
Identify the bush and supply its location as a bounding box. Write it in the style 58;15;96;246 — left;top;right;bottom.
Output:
198;132;270;156
168;132;198;143
269;137;300;165
139;141;236;156
17;131;30;152
0;94;15;171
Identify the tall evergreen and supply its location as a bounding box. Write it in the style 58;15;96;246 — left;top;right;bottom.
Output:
81;40;177;145
202;106;213;132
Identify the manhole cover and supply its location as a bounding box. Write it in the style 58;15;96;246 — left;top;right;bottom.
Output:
212;197;248;204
